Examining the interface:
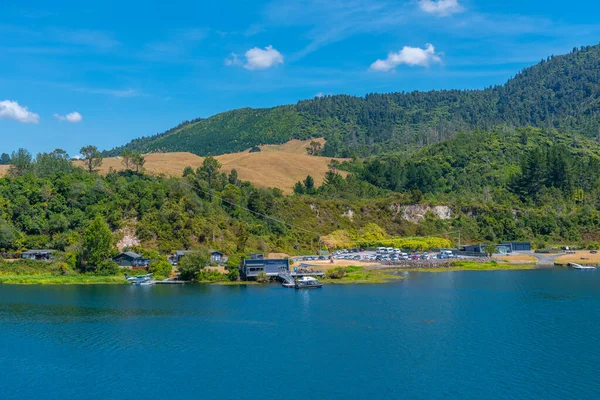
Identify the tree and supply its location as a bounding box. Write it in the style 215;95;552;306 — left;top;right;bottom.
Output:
9;148;32;176
122;151;145;173
484;245;497;257
233;221;250;252
198;156;222;189
82;216;115;266
228;169;239;185
306;141;322;155
183;166;195;177
0;219;20;250
121;151;134;170
293;181;305;195
148;259;173;279
303;175;315;194
0;153;10;165
133;153;145;173
178;250;209;281
80;145;103;173
95;260;119;276
34;149;72;177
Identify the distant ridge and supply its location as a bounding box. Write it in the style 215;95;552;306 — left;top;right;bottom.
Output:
105;44;600;158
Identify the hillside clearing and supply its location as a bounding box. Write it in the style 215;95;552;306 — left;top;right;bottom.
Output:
62;139;346;193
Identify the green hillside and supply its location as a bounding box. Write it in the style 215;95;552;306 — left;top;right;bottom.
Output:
105;44;600;158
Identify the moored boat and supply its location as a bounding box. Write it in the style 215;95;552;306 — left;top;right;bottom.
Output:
295;276;322;289
568;263;596;270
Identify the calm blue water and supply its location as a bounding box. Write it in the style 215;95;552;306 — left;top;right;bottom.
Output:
1;269;600;399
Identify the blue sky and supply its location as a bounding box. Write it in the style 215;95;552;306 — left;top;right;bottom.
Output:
1;0;599;155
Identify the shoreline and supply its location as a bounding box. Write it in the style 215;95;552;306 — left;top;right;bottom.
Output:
0;263;545;285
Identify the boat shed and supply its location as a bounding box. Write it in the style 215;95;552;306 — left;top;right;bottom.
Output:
112;251;142;267
499;242;531;252
240;258;289;280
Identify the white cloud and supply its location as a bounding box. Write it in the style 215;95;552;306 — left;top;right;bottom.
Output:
314;92;325;98
370;44;442;72
419;0;464;17
226;45;284;70
0;100;39;124
224;53;242;66
53;111;83;123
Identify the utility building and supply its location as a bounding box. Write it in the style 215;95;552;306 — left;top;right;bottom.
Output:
240;258;289;280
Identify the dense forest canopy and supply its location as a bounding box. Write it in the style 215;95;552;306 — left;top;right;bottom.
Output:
105;44;600;158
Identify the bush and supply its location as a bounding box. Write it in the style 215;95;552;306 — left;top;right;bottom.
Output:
256;271;269;283
533;240;547;250
226;254;244;270
95;260;119;276
148;259;172;279
227;268;240;281
326;268;347;279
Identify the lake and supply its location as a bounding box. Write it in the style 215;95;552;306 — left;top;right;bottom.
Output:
1;269;600;399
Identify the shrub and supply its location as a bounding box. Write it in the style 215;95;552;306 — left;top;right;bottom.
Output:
148;259;172;279
95;260;119;276
256;271;269;283
227;268;240;281
326;268;347;279
226;254;244;270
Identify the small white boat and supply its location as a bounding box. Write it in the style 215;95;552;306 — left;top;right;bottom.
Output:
568;263;596;270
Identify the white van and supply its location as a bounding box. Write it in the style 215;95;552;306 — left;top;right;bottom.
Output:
377;247;386;254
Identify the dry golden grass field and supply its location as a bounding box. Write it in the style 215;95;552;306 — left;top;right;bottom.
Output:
494;254;538;264
554;251;600;265
30;138;348;193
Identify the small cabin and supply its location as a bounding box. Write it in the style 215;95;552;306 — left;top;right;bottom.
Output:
21;249;55;261
112;251;143;267
240;258;289;280
209;250;224;264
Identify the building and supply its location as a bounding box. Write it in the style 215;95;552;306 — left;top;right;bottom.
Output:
240;258;289;280
112;251;143;267
500;242;531;252
21;249;55;261
173;250;193;264
461;242;531;255
209;250;224;264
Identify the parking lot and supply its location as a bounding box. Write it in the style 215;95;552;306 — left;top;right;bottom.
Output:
294;247;460;264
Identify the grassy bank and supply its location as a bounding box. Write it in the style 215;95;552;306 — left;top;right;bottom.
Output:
0;274;127;285
320;266;403;284
0;259;132;285
415;261;537;272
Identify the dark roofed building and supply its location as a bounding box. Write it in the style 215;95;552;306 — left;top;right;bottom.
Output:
240;258;289;280
21;249;55;261
209;250;224;264
112;251;142;267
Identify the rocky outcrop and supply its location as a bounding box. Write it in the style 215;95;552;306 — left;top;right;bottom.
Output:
400;205;453;224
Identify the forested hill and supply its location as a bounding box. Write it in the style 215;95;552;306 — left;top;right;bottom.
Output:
105;44;600;158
